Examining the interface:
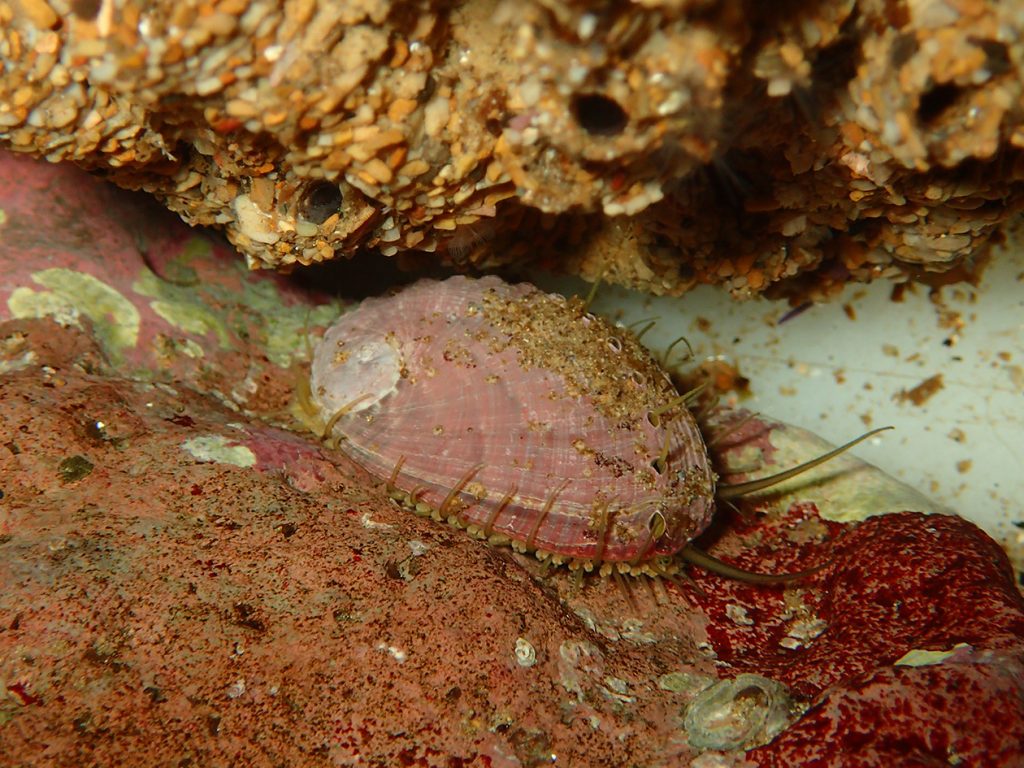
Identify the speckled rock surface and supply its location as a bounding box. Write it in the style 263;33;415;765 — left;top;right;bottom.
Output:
2;153;1023;767
2;1;1023;298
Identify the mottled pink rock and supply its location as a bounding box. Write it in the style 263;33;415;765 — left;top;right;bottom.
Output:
751;646;1024;767
1;151;1022;767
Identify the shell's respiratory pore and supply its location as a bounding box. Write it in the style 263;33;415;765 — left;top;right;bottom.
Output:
307;275;882;579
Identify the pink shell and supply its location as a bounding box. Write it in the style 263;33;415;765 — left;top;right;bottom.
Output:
310;276;715;565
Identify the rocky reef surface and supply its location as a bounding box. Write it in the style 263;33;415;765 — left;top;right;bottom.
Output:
1;152;1023;767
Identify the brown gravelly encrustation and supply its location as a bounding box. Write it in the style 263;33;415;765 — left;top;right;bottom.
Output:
2;2;1023;299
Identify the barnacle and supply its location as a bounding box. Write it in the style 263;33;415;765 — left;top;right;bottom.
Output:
2;0;1021;297
684;673;801;751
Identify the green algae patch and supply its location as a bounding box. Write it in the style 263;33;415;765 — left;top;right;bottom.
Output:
182;434;257;468
7;268;140;363
262;301;342;368
133;238;343;368
895;643;971;668
218;268;343;368
147;293;233;349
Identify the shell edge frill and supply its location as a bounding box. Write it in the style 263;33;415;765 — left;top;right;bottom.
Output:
386;481;688;579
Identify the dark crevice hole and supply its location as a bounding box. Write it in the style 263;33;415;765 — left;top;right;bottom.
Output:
300;181;344;224
71;0;102;19
916;83;962;125
418;74;437;104
485;118;504;137
889;33;918;69
572;93;629;136
972;38;1011;77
